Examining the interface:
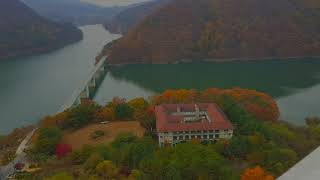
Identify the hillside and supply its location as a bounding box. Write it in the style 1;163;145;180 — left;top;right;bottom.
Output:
103;0;170;34
22;0;126;25
105;0;320;64
0;0;83;60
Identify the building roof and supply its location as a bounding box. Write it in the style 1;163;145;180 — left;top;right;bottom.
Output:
155;103;234;133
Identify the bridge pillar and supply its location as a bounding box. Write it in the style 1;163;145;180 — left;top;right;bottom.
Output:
89;78;96;88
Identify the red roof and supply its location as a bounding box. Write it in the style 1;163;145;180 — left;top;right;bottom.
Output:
155;103;233;133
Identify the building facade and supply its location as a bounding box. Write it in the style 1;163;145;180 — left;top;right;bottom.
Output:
155;103;234;146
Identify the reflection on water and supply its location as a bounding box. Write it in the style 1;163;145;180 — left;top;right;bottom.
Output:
95;58;320;124
0;25;120;134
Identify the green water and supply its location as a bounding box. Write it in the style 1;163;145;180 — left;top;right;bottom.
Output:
1;24;319;134
95;60;320;124
0;25;120;134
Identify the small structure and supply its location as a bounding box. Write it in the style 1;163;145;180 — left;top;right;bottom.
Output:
155;103;233;147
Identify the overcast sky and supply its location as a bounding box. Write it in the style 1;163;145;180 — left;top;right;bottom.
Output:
80;0;152;6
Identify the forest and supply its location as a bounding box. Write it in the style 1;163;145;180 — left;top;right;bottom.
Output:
8;88;320;180
104;0;320;64
0;0;83;60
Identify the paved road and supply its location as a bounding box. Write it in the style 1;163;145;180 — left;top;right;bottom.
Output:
0;129;36;180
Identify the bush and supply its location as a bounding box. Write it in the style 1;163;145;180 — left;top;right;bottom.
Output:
32;127;62;156
114;103;134;120
90;130;105;140
1;151;16;165
44;172;73;180
66;104;101;129
71;145;95;164
55;144;72;159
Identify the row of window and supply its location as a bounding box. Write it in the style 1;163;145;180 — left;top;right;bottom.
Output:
172;134;220;140
168;129;231;135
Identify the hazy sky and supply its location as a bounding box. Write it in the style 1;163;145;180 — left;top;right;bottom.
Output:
80;0;151;6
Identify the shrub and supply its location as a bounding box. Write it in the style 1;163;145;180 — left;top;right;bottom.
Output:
90;130;105;140
1;151;16;165
96;160;118;179
66;104;101;129
44;172;73;180
114;103;134;120
84;153;104;170
33;127;62;156
55;144;72;159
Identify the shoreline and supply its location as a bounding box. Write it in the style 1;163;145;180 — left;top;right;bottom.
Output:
106;55;320;67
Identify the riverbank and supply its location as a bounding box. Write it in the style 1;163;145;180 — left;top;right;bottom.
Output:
0;25;121;134
0;32;83;61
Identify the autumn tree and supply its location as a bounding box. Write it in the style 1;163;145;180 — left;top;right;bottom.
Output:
33;127;62;156
241;166;274;180
55;144;72;159
114;103;134;120
96;160;118;179
95;107;115;122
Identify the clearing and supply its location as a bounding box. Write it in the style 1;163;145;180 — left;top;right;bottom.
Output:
61;121;145;149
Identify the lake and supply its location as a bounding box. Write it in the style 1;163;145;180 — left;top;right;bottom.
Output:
95;60;320;124
0;24;320;134
0;25;120;134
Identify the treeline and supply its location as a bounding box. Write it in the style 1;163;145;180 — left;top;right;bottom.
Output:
18;88;320;179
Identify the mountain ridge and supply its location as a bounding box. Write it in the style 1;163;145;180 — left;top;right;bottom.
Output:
0;0;83;60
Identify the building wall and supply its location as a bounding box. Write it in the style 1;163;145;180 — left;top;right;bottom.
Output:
158;129;233;147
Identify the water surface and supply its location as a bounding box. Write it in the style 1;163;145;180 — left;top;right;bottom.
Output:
95;60;320;124
1;24;320;133
0;25;120;133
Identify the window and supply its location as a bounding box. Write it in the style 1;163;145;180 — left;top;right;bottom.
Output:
215;130;219;133
185;135;190;140
173;136;177;140
179;136;183;140
215;134;219;138
209;135;213;139
203;135;208;139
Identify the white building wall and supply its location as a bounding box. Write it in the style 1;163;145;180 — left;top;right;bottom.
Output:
158;129;233;147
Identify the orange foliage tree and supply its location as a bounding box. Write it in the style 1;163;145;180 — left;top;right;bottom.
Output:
241;166;275;180
151;88;279;122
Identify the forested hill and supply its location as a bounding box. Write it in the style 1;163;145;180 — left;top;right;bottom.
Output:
103;0;170;34
22;0;126;25
105;0;320;65
0;0;83;60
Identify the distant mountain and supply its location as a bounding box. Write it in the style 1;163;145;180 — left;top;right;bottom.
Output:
0;0;83;60
22;0;127;25
104;0;320;65
104;0;170;34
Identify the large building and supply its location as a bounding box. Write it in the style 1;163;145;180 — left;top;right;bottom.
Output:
155;103;234;146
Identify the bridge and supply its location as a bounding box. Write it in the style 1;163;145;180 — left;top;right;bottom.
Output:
0;56;109;180
60;56;109;111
